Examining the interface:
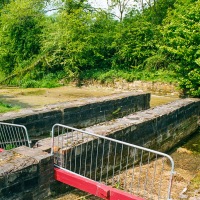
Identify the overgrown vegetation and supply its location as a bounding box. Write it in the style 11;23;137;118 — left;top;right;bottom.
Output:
0;0;199;97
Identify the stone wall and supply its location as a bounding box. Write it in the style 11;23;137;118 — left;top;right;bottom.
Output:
83;80;180;96
0;92;150;137
38;98;200;156
32;98;200;196
0;98;199;200
0;146;54;200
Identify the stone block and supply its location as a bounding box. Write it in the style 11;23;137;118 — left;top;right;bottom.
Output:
24;177;39;190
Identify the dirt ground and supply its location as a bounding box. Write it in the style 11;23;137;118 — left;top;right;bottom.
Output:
0;85;179;109
1;85;199;199
51;145;200;200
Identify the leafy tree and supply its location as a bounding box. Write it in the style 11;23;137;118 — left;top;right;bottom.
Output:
142;0;176;25
0;0;45;75
107;0;137;21
160;0;200;97
42;6;117;81
0;0;11;9
111;18;158;69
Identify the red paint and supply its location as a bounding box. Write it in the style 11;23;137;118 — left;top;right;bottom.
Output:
0;148;4;153
109;188;144;200
54;167;145;200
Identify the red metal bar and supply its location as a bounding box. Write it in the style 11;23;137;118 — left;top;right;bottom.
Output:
54;167;145;200
0;148;4;153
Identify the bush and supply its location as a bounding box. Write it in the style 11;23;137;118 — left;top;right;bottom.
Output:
143;54;169;71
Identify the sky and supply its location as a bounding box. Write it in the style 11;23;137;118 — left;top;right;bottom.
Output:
46;0;136;18
88;0;109;9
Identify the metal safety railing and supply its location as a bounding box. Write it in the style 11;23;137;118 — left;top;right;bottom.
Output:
51;124;175;200
0;122;31;149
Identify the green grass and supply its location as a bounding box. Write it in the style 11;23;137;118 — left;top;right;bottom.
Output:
80;68;178;84
5;144;16;150
0;101;20;113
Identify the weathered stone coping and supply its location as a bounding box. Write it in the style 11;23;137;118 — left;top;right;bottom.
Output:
83;80;180;96
0;92;150;137
36;98;200;153
0;146;54;200
0;147;49;175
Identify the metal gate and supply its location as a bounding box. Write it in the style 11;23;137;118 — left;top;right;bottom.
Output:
51;124;175;200
0;122;31;150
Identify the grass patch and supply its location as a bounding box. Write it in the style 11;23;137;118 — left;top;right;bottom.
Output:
188;171;200;191
0;101;20;113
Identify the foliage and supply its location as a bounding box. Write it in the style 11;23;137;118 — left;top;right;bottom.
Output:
111;19;159;70
159;0;200;96
80;68;177;84
42;9;117;80
143;54;169;71
0;0;199;97
0;0;45;74
142;0;176;25
5;144;16;150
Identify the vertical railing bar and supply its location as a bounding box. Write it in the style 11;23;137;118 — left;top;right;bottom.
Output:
112;142;117;186
158;158;165;200
64;128;69;169
167;166;175;200
5;125;12;148
79;131;83;175
124;146;130;191
57;126;60;166
130;147;136;194
51;125;54;155
0;125;4;148
137;149;144;194
83;134;89;177
0;125;4;146
150;154;158;199
100;138;105;183
117;144;124;188
89;139;94;179
10;126;17;147
144;151;151;198
94;138;100;181
69;129;74;171
9;125;16;146
74;130;79;173
10;126;16;147
21;126;27;146
18;126;24;147
1;125;7;149
106;140;111;185
60;126;64;167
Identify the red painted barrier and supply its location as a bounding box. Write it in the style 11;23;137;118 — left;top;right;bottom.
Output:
54;167;145;200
